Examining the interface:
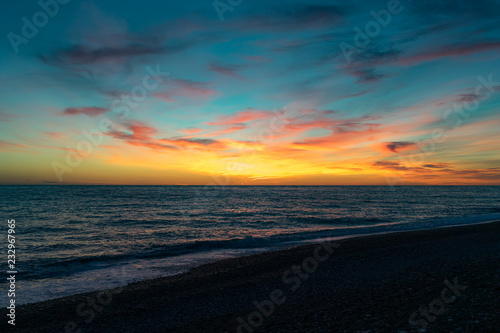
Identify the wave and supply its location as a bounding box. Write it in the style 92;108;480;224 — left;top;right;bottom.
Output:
21;213;500;281
291;216;386;225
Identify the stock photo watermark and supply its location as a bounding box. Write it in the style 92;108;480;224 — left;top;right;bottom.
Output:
6;219;17;326
385;73;499;189
408;277;468;332
64;267;128;333
182;106;290;222
236;241;340;333
340;0;410;63
51;64;169;182
213;0;243;21
7;0;71;54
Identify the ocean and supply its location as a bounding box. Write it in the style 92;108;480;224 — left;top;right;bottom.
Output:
1;185;500;306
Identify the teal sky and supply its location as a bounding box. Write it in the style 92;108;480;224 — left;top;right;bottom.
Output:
1;0;499;185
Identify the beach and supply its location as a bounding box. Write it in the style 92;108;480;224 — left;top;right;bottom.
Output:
2;0;500;331
3;221;499;332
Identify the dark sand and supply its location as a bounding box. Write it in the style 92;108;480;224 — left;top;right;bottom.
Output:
3;221;499;333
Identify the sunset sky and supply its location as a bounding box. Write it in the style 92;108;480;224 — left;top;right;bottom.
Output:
1;0;499;185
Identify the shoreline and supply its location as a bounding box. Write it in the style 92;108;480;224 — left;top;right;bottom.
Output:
11;218;500;308
3;220;499;332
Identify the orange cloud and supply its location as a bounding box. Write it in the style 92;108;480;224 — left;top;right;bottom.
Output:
0;141;27;152
207;108;275;126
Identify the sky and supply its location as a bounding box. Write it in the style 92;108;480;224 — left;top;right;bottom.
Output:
1;0;499;185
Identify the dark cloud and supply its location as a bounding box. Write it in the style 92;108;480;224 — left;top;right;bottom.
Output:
351;44;402;63
422;163;450;169
386;141;415;153
373;160;500;181
106;121;228;151
209;62;245;79
372;161;409;171
62;107;108;117
457;94;480;103
153;78;217;102
167;138;218;146
41;44;167;66
336;43;401;83
239;5;344;31
350;68;392;83
333;118;379;134
409;0;500;22
105;121;178;150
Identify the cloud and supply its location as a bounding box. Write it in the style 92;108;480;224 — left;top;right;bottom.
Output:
239;5;344;32
42;44;167;66
210;124;247;136
291;119;381;150
278;109;338;135
207;108;275;126
44;132;65;139
349;68;393;83
245;55;271;63
0;112;16;122
38;2;202;84
372;159;500;182
105;121;178;150
422;163;450;169
448;167;500;180
160;138;226;150
372;161;409;171
336;43;400;83
339;89;372;100
178;127;202;134
401;41;500;65
410;0;500;22
385;141;416;153
40;2;184;68
106;121;229;151
0;141;27;152
456;93;481;103
207;107;345;139
209;62;245;79
357;45;402;62
62;107;108;117
153;79;218;102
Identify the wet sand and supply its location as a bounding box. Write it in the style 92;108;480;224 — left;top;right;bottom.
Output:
3;221;499;332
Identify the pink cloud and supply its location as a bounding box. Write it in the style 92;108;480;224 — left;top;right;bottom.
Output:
207;108;275;126
209;63;245;79
45;132;65;139
105;121;176;150
280;110;340;134
207;108;343;138
105;120;231;151
178;127;202;134
291;122;382;149
0;112;16;122
0;141;26;152
401;41;500;65
372;160;500;182
210;124;247;136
